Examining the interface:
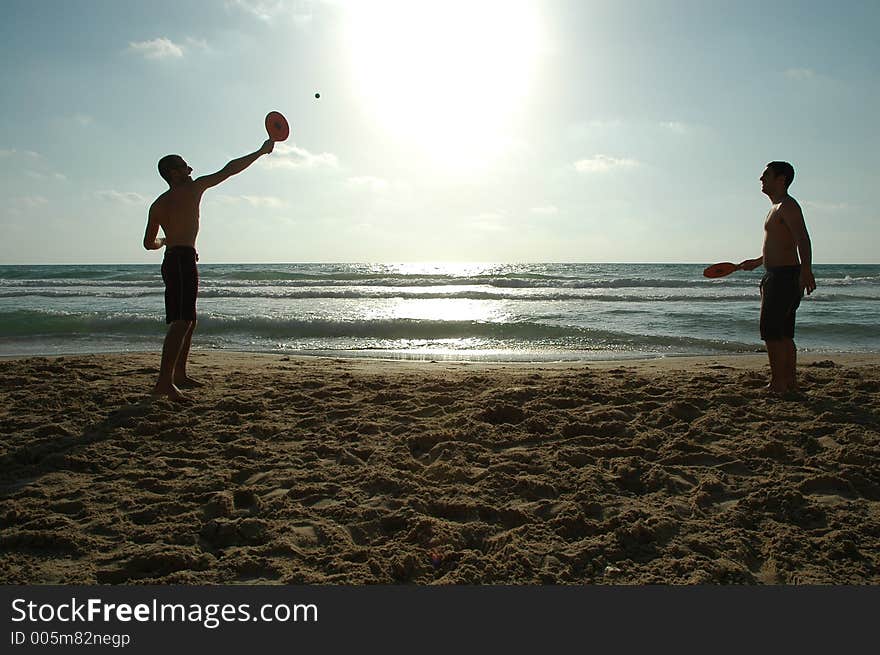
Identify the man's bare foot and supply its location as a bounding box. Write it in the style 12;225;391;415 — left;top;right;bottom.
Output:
174;375;204;389
764;382;787;395
151;382;193;403
781;384;804;398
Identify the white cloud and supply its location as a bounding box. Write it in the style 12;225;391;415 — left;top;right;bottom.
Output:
571;119;704;139
574;155;640;173
804;200;853;212
531;205;559;215
263;143;339;170
17;195;49;209
227;0;284;19
127;37;184;60
71;114;93;127
216;194;286;208
658;120;711;136
185;37;210;51
227;0;313;24
347;176;390;192
25;170;66;181
567;119;623;139
583;119;623;130
96;190;148;205
7;151;66;182
0;149;40;158
785;68;816;80
240;195;286;208
660;121;689;134
468;212;507;232
350;221;376;233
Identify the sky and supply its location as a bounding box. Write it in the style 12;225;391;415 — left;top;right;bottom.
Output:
1;0;877;264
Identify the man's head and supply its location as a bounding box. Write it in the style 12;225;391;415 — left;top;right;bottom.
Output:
157;155;193;185
760;161;795;196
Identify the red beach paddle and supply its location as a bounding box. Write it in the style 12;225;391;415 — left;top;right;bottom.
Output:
265;111;290;142
703;262;741;278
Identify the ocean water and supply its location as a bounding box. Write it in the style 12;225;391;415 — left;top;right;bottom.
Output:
1;263;877;361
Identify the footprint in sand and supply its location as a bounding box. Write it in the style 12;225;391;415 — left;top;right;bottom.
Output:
232;489;263;515
200;517;269;547
202;492;234;519
48;499;87;516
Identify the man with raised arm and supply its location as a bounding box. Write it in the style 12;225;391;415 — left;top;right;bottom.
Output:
738;161;817;394
143;139;275;401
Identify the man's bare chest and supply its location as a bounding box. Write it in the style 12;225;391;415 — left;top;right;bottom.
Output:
764;208;786;232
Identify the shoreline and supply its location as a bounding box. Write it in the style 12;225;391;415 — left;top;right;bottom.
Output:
3;348;880;372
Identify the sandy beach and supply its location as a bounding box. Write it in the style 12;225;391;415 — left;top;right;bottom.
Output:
1;351;878;584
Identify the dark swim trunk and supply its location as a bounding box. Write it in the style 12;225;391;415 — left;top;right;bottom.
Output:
161;246;199;324
759;265;802;341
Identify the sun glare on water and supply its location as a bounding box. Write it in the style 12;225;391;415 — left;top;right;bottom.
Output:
345;0;544;171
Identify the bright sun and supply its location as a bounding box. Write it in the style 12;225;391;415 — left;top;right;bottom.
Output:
345;0;543;171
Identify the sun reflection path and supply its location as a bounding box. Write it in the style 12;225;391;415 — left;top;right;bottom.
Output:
369;262;509;278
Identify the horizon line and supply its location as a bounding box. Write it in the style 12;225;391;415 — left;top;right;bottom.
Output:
1;261;878;267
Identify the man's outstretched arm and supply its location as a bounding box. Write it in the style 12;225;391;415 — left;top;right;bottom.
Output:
195;139;275;191
739;256;763;271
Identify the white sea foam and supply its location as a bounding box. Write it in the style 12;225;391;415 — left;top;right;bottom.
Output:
1;263;877;358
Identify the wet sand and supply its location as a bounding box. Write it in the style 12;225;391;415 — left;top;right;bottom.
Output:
1;351;878;584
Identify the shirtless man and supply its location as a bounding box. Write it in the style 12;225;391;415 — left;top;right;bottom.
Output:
738;161;817;394
143;139;275;401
